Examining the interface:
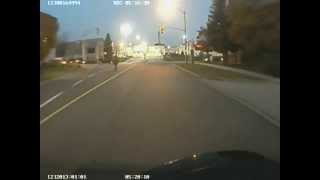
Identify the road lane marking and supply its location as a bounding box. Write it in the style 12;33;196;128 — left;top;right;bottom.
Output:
72;80;83;87
88;73;96;78
174;64;201;78
40;64;137;126
40;92;64;109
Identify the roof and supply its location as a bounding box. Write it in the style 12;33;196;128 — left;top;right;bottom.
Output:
81;38;104;47
40;11;58;35
81;38;104;42
40;11;57;21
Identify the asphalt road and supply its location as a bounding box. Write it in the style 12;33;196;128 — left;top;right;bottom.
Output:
40;58;280;178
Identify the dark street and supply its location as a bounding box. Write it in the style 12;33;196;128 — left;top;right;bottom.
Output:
40;59;279;177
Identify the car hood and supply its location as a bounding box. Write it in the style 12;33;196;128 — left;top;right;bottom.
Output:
146;150;280;180
42;151;280;180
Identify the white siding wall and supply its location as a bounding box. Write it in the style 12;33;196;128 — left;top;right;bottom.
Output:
81;39;104;61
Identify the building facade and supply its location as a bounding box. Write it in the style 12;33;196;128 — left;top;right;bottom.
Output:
63;38;105;62
40;12;58;62
81;38;105;62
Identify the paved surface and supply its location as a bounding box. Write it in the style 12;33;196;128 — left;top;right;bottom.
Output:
197;62;280;83
202;79;280;126
40;62;132;109
40;58;280;178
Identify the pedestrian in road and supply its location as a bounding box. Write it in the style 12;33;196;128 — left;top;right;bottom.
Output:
112;56;119;71
199;51;204;62
191;49;195;64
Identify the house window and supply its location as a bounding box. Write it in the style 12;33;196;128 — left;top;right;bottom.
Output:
87;48;95;53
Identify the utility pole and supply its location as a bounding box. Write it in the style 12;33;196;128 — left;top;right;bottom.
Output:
158;31;161;44
158;24;165;44
183;10;187;64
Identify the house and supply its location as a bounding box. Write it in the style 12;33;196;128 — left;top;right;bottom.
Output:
63;38;105;63
64;41;82;60
81;38;105;62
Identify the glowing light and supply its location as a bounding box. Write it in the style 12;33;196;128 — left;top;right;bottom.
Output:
136;35;141;41
120;23;133;37
157;0;178;20
142;41;148;46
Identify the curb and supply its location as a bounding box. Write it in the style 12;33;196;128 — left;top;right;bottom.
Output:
174;64;280;128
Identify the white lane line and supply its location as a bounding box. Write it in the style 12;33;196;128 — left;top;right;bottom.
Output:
174;64;201;78
88;73;96;78
40;64;137;126
72;80;84;87
40;92;64;109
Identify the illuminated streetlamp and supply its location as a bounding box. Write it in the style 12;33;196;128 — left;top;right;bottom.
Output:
136;35;141;41
119;42;124;48
157;0;178;21
120;23;133;38
157;0;188;64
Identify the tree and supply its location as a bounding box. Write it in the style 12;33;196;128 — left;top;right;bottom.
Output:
104;33;113;62
206;0;236;64
195;27;210;52
226;0;280;61
56;32;69;57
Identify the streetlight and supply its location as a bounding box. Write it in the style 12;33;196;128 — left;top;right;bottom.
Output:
120;23;132;38
157;0;178;21
136;35;141;41
157;0;188;64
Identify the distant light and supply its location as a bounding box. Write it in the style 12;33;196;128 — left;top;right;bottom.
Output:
193;154;197;159
120;23;133;37
157;0;178;21
136;35;141;41
168;46;171;49
182;35;187;40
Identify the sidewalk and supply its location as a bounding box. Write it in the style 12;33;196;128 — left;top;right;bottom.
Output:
202;79;280;127
175;64;280;127
196;62;280;83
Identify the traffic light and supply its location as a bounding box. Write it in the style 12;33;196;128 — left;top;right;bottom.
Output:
160;24;165;34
